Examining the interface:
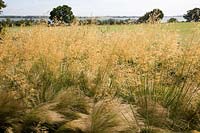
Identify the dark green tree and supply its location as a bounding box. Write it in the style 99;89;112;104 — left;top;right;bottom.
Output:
49;5;75;24
0;0;6;32
137;9;164;24
0;0;6;11
168;18;178;23
183;8;200;22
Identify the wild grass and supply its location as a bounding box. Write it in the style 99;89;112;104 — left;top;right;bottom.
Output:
90;101;120;133
1;23;200;132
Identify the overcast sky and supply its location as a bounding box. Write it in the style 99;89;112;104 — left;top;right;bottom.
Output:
2;0;200;16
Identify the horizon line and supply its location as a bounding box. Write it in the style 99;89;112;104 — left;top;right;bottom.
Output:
0;15;184;17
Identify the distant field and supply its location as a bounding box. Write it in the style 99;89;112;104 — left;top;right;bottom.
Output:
96;22;200;37
8;22;200;39
1;23;200;132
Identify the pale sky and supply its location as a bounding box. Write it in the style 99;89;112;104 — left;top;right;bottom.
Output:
2;0;200;16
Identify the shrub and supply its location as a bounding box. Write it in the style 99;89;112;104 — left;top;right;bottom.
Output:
168;18;178;23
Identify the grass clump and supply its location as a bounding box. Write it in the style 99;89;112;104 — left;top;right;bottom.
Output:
90;101;120;133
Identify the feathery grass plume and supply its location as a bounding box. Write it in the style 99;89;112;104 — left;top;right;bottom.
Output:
53;88;89;117
0;90;24;132
89;100;120;133
21;88;89;132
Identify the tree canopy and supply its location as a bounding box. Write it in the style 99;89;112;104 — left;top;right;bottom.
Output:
183;8;200;22
49;5;75;24
137;9;164;24
0;0;6;11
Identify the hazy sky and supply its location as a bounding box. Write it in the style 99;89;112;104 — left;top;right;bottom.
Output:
2;0;200;16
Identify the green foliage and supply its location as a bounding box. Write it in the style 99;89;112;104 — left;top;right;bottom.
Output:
184;8;200;22
137;9;164;24
78;19;135;25
168;18;178;23
49;5;75;24
0;0;6;11
0;18;43;28
0;0;6;33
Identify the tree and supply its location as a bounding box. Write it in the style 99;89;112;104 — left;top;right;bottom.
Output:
183;8;200;22
168;18;178;23
49;5;75;25
0;0;6;11
137;9;164;24
0;0;6;32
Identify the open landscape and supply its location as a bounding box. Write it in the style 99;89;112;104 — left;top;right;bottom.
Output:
1;0;200;133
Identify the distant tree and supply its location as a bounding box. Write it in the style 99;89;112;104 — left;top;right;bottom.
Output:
137;9;164;24
183;8;200;22
0;0;6;11
49;5;75;25
168;18;178;23
0;0;6;32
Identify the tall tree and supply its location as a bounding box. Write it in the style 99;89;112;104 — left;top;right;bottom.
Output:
184;8;200;22
137;9;164;24
49;5;75;25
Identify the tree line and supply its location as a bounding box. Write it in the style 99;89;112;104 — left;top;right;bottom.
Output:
49;5;200;25
0;1;200;26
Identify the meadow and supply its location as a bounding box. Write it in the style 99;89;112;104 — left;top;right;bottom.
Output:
1;23;200;132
